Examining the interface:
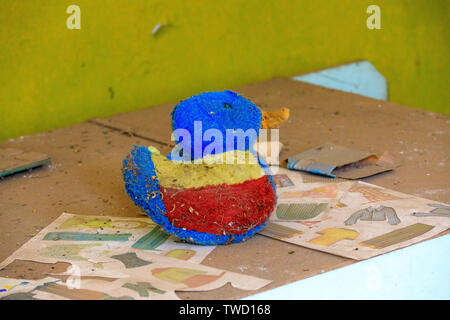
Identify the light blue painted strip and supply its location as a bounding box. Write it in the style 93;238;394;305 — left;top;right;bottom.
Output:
293;61;388;101
243;234;450;300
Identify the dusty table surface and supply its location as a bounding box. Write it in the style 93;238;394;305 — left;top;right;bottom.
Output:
0;78;449;299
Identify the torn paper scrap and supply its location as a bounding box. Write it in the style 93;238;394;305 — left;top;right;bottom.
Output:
286;142;397;179
0;213;216;268
0;212;271;300
0;277;136;300
152;23;166;35
412;203;450;218
259;181;450;260
0;248;271;300
0;277;65;300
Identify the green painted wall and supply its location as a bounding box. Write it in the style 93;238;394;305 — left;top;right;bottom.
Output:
0;1;448;141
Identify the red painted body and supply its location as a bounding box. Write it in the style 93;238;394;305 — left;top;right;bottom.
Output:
161;176;276;235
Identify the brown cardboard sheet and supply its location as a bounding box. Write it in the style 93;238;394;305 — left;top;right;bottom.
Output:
0;148;50;177
0;78;448;299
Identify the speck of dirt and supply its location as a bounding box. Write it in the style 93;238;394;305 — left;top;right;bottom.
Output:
108;87;115;99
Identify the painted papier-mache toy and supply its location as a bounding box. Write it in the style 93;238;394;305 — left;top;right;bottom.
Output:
122;90;285;245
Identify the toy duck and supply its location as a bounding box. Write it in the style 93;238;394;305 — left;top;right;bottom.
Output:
122;91;285;245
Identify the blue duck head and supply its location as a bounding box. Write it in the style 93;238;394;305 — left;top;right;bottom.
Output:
170;90;262;161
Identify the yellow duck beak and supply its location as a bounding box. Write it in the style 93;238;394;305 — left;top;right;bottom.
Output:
260;107;290;129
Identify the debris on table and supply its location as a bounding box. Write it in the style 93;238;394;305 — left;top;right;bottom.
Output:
260;107;290;129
